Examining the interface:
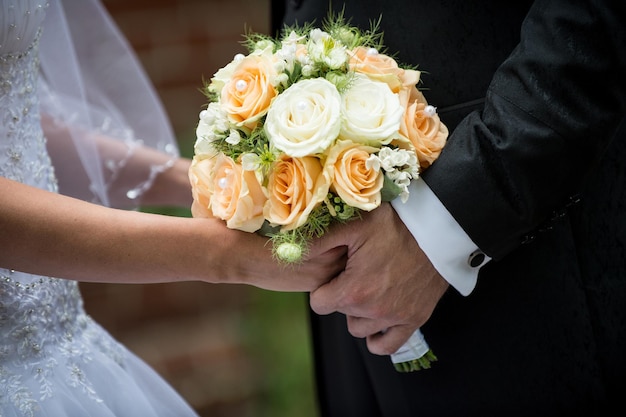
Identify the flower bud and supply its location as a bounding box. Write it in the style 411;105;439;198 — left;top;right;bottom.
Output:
276;242;303;263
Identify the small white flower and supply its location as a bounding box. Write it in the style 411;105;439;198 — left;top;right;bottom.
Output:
365;154;381;171
199;109;214;125
307;29;348;70
226;130;241;145
241;153;261;171
376;147;420;202
309;28;328;43
298;54;313;67
283;30;305;46
194;103;235;156
326;46;348;69
301;65;314;77
273;60;287;75
193;130;214;156
276;46;296;69
378;147;413;171
274;73;290;88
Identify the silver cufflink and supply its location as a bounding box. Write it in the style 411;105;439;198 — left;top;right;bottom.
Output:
468;250;486;268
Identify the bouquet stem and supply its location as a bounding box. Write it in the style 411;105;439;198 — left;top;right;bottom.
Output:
390;328;437;373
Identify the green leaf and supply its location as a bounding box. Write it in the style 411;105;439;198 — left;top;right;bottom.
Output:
259;220;281;237
380;174;402;202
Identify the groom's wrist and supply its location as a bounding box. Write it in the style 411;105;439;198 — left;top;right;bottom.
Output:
390;178;489;296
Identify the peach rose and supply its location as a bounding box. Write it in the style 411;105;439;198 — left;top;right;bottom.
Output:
220;49;278;130
264;155;331;231
399;88;448;169
397;68;421;96
189;156;217;219
325;140;383;211
190;153;267;232
349;46;405;92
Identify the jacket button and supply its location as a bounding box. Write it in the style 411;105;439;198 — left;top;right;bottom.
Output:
468;250;486;268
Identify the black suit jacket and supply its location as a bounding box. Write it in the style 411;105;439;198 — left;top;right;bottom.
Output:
276;0;626;415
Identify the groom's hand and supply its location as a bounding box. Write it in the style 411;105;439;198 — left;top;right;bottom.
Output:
311;203;449;355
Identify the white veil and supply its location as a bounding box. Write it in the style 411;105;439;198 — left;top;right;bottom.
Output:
39;0;179;208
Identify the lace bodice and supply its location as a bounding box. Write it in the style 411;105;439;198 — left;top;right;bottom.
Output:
1;1;127;414
0;1;53;190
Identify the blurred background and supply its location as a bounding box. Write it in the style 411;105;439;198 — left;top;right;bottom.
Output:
80;1;320;416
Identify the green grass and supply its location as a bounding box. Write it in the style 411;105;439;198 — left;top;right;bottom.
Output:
242;290;319;417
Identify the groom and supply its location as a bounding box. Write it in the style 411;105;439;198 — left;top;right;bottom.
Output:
273;0;626;415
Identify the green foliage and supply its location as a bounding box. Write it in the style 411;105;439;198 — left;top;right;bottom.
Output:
266;193;361;264
242;290;318;417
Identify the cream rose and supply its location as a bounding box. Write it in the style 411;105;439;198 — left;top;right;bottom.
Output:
264;78;342;157
264;155;331;230
339;74;403;145
220;48;278;130
325;140;383;211
398;88;448;168
190;153;267;232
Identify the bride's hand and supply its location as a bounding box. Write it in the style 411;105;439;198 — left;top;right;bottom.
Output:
194;218;347;292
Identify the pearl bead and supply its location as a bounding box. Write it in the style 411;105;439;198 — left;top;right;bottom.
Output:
235;79;247;92
295;100;309;111
366;47;379;56
424;105;437;117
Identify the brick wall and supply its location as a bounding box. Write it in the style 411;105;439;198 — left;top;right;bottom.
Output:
102;0;271;146
79;1;301;416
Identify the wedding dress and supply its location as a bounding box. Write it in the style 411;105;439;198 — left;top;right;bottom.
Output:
0;0;199;415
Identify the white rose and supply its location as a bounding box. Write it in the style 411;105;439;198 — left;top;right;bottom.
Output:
339;74;403;145
264;78;342;157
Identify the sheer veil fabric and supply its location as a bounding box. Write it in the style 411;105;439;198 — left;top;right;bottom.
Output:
39;0;179;208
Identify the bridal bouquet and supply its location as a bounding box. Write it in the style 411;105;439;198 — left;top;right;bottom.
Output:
188;14;448;372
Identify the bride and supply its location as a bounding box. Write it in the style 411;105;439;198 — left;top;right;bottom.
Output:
0;0;344;415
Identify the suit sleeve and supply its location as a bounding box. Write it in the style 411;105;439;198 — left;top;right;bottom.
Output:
421;0;626;260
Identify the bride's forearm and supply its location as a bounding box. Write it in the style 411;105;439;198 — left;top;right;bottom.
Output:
0;176;219;284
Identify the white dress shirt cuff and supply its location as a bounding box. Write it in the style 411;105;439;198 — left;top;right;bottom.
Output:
390;178;490;296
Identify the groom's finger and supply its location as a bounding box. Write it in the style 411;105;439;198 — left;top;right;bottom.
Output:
366;325;416;356
309;271;346;315
346;315;389;338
